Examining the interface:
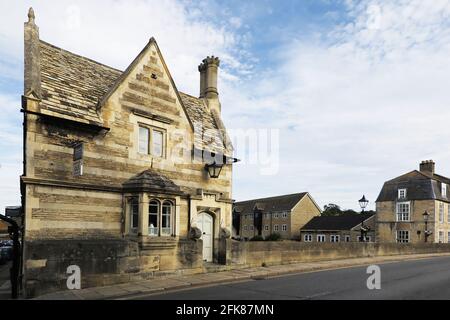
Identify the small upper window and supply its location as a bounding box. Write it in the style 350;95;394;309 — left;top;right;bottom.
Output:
442;183;447;198
138;125;165;158
398;188;407;199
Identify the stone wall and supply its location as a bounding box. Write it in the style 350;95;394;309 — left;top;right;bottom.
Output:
24;238;203;298
231;240;450;267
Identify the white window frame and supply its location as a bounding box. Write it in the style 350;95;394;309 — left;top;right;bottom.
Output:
439;202;444;223
438;230;444;243
396;202;410;222
274;224;279;232
304;234;312;242
398;188;407;199
264;225;269;231
282;212;288;219
274;212;279;219
138;124;166;158
281;224;287;231
330;235;340;242
317;234;326;242
447;231;450;244
396;230;410;243
442;183;447;198
148;200;159;236
161;201;173;236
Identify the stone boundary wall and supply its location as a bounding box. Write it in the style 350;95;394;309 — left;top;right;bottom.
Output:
24;239;203;298
230;240;450;267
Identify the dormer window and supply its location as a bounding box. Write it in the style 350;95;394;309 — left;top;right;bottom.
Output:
442;183;447;198
398;188;407;199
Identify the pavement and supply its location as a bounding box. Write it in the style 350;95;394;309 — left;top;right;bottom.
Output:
34;252;450;300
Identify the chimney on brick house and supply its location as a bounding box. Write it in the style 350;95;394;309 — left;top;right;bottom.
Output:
420;160;435;175
24;7;41;98
199;56;221;114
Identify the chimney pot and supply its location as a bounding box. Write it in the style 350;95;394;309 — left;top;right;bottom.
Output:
420;160;435;175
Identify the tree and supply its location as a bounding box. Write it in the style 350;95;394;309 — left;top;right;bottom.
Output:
322;203;375;216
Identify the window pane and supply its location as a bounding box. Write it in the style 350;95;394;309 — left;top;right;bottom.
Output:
152;130;163;157
162;201;172;235
139;127;149;154
131;199;139;230
149;201;159;236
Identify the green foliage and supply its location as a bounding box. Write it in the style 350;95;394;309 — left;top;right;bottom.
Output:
265;233;281;241
250;235;264;241
322;203;375;217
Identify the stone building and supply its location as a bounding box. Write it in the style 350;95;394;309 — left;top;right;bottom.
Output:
300;212;375;243
233;193;321;240
376;160;450;243
20;8;237;297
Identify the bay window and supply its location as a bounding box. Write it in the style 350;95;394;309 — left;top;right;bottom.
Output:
130;198;139;233
162;201;173;236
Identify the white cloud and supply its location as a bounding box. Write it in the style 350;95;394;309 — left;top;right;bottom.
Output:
229;0;450;210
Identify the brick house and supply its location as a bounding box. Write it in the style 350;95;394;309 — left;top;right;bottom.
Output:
21;8;237;297
376;160;450;243
300;212;375;243
233;193;321;240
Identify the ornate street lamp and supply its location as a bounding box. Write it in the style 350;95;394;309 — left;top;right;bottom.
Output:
423;211;432;243
205;161;224;178
358;195;370;242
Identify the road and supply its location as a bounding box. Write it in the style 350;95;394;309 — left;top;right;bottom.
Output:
131;256;450;300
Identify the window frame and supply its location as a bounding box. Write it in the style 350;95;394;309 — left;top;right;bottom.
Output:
439;202;444;223
264;225;269;231
148;200;160;236
330;235;340;243
130;198;139;234
304;234;312;242
398;188;407;199
317;234;326;242
274;224;279;232
138;124;166;158
396;230;410;243
282;212;288;219
396;202;411;222
161;200;173;236
442;183;447;198
345;235;351;242
281;224;287;232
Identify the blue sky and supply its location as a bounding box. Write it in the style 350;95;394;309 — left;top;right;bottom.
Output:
2;0;450;212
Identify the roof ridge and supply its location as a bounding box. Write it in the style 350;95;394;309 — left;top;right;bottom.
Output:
236;192;307;204
40;39;123;73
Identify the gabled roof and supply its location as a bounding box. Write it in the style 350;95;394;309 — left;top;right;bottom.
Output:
37;39;230;154
234;193;308;215
301;212;375;231
376;170;450;202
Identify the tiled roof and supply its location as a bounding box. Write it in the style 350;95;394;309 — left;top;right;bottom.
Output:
376;170;450;202
301;212;375;231
38;40;229;154
39;40;121;125
179;92;227;154
123;169;183;195
234;193;308;215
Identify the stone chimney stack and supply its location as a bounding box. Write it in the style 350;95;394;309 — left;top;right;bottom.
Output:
199;56;221;114
420;160;435;175
24;7;41;98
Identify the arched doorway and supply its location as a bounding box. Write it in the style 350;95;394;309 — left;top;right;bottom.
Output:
196;212;214;262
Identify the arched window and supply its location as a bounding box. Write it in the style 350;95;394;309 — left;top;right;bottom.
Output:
148;200;159;236
161;201;173;236
130;198;139;233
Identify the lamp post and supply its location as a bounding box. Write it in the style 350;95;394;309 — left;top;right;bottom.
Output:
358;195;369;242
423;211;431;243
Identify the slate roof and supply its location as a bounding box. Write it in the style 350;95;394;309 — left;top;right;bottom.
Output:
122;169;183;195
38;39;229;154
234;193;309;215
376;170;450;202
301;212;375;231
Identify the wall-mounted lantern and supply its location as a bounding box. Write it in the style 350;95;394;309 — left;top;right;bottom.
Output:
205;161;224;178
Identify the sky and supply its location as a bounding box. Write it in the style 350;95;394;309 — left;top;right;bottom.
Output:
1;0;450;212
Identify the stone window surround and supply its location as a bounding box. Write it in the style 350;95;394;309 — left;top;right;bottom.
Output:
138;123;167;158
124;193;180;238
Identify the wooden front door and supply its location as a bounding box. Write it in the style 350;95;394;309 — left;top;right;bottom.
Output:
197;212;213;262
